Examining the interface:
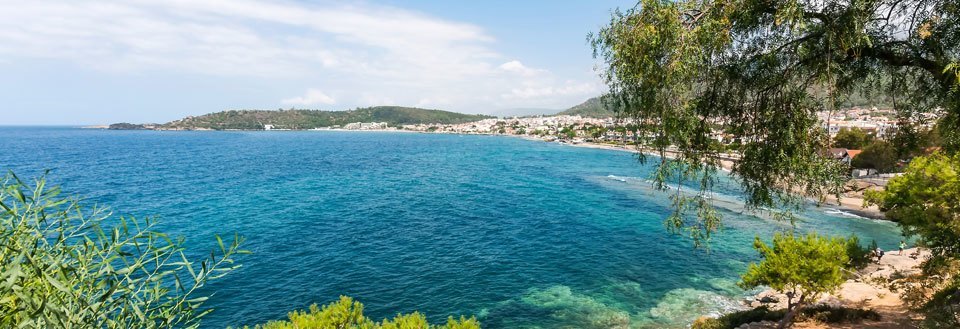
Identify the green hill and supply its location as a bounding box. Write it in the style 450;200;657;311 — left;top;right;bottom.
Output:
157;106;493;130
555;96;617;118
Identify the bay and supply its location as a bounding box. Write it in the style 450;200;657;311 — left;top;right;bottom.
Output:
0;127;902;328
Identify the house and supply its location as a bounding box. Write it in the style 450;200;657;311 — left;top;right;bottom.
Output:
828;148;851;164
846;149;863;159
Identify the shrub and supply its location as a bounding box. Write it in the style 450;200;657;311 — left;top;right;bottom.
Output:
243;296;480;329
691;305;880;329
0;173;246;328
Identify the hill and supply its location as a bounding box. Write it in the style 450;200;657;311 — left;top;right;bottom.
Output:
555;96;617;118
150;106;493;130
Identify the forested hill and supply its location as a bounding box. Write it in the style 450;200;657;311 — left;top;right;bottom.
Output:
555;97;617;118
117;106;494;130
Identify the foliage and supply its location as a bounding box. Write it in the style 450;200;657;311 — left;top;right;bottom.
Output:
0;173;246;328
242;296;479;329
691;306;784;329
851;140;899;173
739;232;850;327
865;152;960;327
160;107;494;130
833;128;874;150
591;0;960;245
920;278;960;328
866;153;960;268
844;235;873;270
555;96;617;118
691;305;880;329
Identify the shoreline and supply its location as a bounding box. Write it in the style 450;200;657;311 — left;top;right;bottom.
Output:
553;140;886;220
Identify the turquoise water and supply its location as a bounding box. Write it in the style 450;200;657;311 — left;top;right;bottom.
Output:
0;127;903;328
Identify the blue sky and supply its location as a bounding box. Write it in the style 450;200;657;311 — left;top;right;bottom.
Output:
0;0;635;125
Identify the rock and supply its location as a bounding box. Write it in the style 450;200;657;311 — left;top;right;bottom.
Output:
758;295;778;303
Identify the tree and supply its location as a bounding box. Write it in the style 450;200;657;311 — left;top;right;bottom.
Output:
866;153;960;269
0;174;246;328
865;153;960;327
851;140;899;173
833;128;873;150
245;296;480;329
591;0;960;245
740;232;850;329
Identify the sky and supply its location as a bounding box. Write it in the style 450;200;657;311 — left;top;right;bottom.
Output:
0;0;636;125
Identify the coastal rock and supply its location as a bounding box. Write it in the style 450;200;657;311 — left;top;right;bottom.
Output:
736;320;777;329
758;295;778;304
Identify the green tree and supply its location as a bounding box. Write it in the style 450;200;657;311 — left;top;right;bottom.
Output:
739;232;850;329
850;140;899;173
866;153;959;269
0;174;246;328
245;296;479;329
865;153;960;326
833;128;873;150
592;0;960;245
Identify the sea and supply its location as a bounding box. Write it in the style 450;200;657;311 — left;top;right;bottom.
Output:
0;127;903;328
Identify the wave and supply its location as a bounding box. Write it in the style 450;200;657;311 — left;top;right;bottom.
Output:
823;208;868;219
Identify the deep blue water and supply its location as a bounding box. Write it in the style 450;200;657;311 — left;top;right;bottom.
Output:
0;127;903;328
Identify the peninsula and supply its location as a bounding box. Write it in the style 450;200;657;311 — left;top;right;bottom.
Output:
108;106;493;131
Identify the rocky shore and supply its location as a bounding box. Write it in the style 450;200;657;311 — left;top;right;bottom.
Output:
738;248;928;328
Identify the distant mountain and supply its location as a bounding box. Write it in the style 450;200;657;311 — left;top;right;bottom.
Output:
490;108;563;118
128;106;494;130
555;96;617;118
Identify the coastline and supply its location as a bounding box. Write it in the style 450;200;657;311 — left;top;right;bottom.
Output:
553;140;886;220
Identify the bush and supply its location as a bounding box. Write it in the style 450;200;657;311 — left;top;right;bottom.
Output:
691;306;784;329
920;279;960;328
844;235;873;270
0;173;246;328
691;305;880;329
242;296;479;329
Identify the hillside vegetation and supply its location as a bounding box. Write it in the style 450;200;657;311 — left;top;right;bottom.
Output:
555;97;618;118
142;106;493;130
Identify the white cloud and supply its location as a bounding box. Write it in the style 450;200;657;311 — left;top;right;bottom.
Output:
499;60;545;76
282;89;336;105
0;0;603;114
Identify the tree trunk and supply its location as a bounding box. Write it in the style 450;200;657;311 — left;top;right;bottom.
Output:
777;295;805;329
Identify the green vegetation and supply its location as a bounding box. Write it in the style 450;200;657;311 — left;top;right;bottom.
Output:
0;173;246;328
591;0;960;245
691;305;880;329
241;296;479;329
157;107;493;130
866;152;960;327
555;97;617;118
739;233;852;329
833;128;874;150
108;122;148;130
851;140;899;173
866;153;959;259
